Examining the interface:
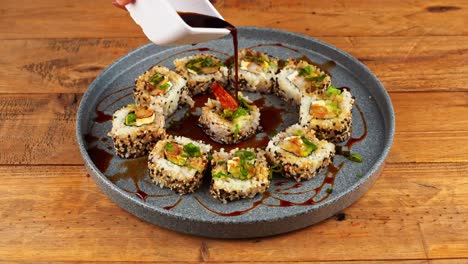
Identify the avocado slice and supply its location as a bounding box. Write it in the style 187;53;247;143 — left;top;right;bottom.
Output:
167;154;187;166
280;136;317;157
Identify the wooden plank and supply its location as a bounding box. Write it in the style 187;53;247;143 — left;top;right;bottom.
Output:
0;163;466;262
0;39;148;94
1;261;468;264
389;132;468;163
0;92;467;165
1;0;467;39
391;92;468;132
0;94;82;165
1;36;467;94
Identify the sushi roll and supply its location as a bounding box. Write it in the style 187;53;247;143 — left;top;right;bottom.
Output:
229;49;279;93
210;148;270;204
275;59;331;104
299;86;354;142
134;65;189;116
174;54;229;96
266;124;335;182
148;136;212;194
108;104;165;159
198;83;260;144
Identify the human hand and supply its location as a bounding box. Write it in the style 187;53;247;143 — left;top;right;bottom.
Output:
112;0;134;10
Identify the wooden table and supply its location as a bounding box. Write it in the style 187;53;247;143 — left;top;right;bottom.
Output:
1;0;467;262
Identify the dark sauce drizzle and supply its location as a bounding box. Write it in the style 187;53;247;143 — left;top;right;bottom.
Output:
106;157;173;202
274;183;303;194
163;198;183;210
345;103;367;150
94;85;135;124
178;12;239;102
274;181;289;187
86;145;114;173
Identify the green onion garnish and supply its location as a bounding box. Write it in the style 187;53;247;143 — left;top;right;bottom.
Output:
327;85;342;96
164;142;174;151
305;74;326;83
183;143;201;157
159;82;171;90
234;150;255;160
124;112;137;126
244;55;268;63
212;171;229;179
233;124;239;138
149;73;164;85
348;153;363;163
200;58;215;67
186;57;219;74
301;136;318;152
294;130;303;136
298;65;313;76
269;163;283;179
238;96;253;111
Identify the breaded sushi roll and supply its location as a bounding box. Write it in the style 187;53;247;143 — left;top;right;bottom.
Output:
266;124;335;182
174;54;229;96
199;83;260;144
299;86;354;142
229;49;278;93
276;59;331;104
108;104;165;159
134;65;188;116
148;136;212;194
210;148;270;204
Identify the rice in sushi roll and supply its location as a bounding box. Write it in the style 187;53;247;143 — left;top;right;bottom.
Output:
134;65;189;116
148;136;212;194
229;49;278;93
210;148;270;204
199;83;260;144
275;59;331;104
174;54;229;96
299;86;354;142
266;124;335;182
108;104;165;159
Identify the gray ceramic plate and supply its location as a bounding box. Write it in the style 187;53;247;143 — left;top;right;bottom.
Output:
76;27;394;238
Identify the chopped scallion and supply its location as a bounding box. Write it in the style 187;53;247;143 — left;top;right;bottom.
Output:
349;153;363;163
301;136;318;152
124;112;137;126
149;73;164;85
159;82;171;90
233;123;239;138
183;143;201;157
327;85;342;96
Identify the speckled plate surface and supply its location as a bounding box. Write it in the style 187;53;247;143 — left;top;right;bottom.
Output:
76;27;395;238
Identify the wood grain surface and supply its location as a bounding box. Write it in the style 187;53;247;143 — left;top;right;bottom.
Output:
0;0;466;263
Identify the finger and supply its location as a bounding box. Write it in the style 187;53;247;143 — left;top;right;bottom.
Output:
112;0;133;10
116;0;134;6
